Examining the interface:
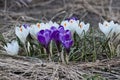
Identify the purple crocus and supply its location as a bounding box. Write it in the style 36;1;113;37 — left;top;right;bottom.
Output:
58;25;65;33
37;29;52;48
51;26;60;44
51;26;63;53
59;27;73;63
59;29;73;53
37;29;52;61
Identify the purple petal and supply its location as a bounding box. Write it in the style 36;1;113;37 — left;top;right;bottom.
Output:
39;30;44;35
44;30;51;45
23;24;29;28
37;35;46;45
64;34;71;40
62;40;73;49
59;33;65;42
65;17;78;21
58;26;65;33
69;40;73;47
59;30;72;42
51;26;57;30
51;30;59;40
66;30;71;35
37;29;52;47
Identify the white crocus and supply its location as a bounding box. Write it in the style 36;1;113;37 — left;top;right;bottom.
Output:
75;22;90;37
68;19;79;34
48;21;59;28
15;25;29;44
114;24;120;40
114;23;120;35
61;20;79;36
44;22;51;29
61;20;71;30
99;21;115;38
30;22;49;39
30;23;41;39
29;24;37;39
4;40;19;55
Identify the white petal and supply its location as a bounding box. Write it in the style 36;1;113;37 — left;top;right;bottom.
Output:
15;26;29;44
4;40;19;55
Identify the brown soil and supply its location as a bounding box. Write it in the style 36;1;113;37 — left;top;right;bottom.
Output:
0;53;120;80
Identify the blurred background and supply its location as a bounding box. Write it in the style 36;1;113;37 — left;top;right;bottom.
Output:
0;0;120;37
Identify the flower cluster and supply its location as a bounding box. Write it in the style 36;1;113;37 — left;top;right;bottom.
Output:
37;26;73;62
61;17;90;37
3;17;120;64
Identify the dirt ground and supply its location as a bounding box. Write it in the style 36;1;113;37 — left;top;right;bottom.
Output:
0;0;120;80
0;53;120;80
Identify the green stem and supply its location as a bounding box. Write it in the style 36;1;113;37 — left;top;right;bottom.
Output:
83;31;87;61
24;44;29;56
61;47;65;64
93;36;96;62
56;43;61;61
65;54;69;64
46;47;51;61
50;41;53;57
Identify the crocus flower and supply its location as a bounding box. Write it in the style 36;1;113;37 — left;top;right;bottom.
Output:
59;29;73;63
29;22;45;39
114;23;120;35
48;21;59;29
50;26;62;53
51;26;60;44
61;17;79;35
114;23;120;40
37;29;52;48
75;22;90;37
4;40;19;55
58;25;65;33
99;21;115;38
59;29;73;53
39;21;59;30
15;24;29;44
61;20;70;30
66;17;79;25
68;17;79;35
37;29;52;61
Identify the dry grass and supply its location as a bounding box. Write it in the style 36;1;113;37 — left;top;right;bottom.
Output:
0;53;120;80
0;0;120;40
0;0;120;24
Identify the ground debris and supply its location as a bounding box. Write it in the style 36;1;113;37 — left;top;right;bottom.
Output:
0;53;120;80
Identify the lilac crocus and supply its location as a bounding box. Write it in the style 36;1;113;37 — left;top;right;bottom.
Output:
51;27;61;44
51;26;60;44
37;29;52;48
59;28;73;53
37;29;52;61
50;26;61;57
59;27;73;63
